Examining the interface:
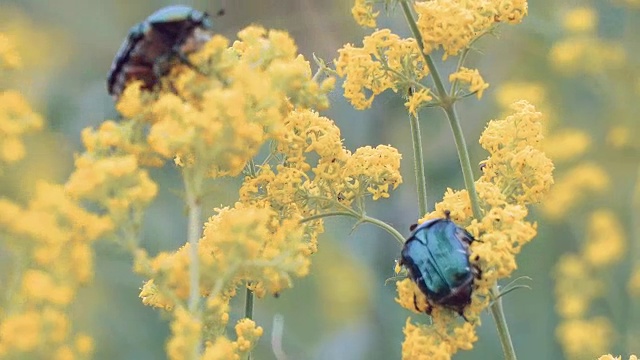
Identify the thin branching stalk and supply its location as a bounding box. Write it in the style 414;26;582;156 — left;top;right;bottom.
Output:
400;2;517;359
301;209;406;245
184;168;203;358
410;110;428;217
244;159;259;360
245;286;254;319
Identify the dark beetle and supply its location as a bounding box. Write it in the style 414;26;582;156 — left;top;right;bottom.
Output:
107;5;213;99
400;211;478;316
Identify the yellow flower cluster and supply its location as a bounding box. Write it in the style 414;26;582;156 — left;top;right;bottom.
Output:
396;100;553;357
335;29;429;110
549;6;626;75
0;34;103;359
479;100;554;205
103;24;401;359
242;109;402;214
137;204;312;312
449;67;489;99
0;90;43;164
200;319;263;360
599;356;639;360
116;27;333;178
66;153;157;226
414;0;527;58
0;182;108;358
351;0;379;28
402;316;477;360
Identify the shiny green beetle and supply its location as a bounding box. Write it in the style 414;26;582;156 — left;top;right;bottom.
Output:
107;5;213;99
399;211;479;316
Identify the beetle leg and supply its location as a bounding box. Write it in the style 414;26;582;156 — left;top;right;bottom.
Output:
425;303;433;315
473;264;482;280
173;45;208;76
412;294;420;312
413;294;433;315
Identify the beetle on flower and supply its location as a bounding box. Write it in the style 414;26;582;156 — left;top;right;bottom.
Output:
400;210;480;317
107;5;213;99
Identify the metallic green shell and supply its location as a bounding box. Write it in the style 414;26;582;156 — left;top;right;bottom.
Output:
147;5;213;30
400;217;475;314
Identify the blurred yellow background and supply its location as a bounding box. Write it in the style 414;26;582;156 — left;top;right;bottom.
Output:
1;1;638;359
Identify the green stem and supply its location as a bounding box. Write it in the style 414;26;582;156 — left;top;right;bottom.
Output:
409;111;428;216
301;210;406;245
245;158;258;360
489;284;517;360
361;215;406;245
443;106;483;218
401;2;516;360
184;170;203;358
400;1;446;97
245;286;254;319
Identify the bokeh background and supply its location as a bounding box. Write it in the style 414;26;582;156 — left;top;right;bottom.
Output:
1;0;638;359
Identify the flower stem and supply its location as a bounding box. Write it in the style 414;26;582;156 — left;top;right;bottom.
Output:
184;169;203;358
400;2;517;360
409;111;428;216
489;284;517;360
245;159;258;360
443;106;483;218
400;0;446;97
300;210;406;245
245;286;254;319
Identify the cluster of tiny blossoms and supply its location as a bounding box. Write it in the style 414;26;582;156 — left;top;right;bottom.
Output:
70;24;401;359
396;101;554;358
0;33;43;166
335;29;430;112
338;0;513;115
414;0;527;58
494;81;622;358
0;35;107;359
0;183;109;359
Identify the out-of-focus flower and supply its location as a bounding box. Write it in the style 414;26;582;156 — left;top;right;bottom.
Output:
540;163;609;219
543;129;591;163
583;209;626;267
351;0;379;28
0;90;43;164
562;7;597;33
556;317;613;359
550;9;626;76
